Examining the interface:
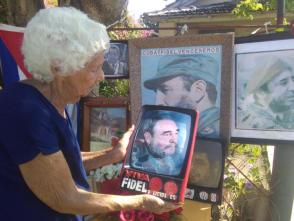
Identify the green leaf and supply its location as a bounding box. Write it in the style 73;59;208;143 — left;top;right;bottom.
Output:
275;27;285;32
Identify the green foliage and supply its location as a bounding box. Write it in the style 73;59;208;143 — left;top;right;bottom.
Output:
99;79;129;97
47;0;58;6
108;15;152;40
269;0;294;12
232;0;265;20
275;27;286;32
0;0;8;23
233;0;294;20
221;143;272;219
286;1;294;12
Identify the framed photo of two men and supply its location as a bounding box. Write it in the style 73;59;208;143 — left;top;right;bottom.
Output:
128;33;234;144
231;35;294;143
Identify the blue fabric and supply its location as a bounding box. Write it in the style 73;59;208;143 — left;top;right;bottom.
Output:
0;38;20;87
76;102;81;145
0;82;88;221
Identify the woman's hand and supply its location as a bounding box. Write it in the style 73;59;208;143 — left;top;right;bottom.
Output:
138;194;182;214
112;125;135;162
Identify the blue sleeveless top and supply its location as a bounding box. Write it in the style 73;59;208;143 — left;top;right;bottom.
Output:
0;82;88;221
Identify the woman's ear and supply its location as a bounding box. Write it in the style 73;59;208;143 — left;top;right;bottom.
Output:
50;59;62;76
50;65;60;75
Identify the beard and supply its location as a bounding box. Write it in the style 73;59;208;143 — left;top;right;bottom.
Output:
276;109;294;129
174;95;197;109
148;143;176;159
269;91;294;113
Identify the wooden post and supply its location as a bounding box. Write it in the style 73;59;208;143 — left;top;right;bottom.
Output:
269;144;294;221
277;0;285;26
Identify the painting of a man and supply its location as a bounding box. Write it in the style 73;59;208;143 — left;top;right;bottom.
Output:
131;111;189;176
236;53;294;130
142;49;221;138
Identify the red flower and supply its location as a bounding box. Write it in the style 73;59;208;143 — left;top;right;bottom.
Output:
172;207;183;215
99;178;121;195
154;212;170;221
119;210;136;221
137;210;154;221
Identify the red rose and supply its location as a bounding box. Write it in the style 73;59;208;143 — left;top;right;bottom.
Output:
99;178;121;195
137;210;154;221
119;210;136;221
172;207;183;215
154;212;170;221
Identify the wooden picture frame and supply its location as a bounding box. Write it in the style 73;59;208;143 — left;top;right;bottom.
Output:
128;33;234;144
231;34;294;143
81;97;129;151
103;40;129;79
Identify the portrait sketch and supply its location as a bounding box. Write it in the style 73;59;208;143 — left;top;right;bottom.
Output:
102;42;128;78
90;107;127;151
141;46;222;139
232;38;294;141
130;110;191;176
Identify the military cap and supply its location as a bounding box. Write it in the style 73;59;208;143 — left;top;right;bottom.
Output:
144;54;219;90
246;56;294;95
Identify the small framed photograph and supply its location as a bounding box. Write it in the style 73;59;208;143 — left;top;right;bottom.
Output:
232;35;294;143
128;33;234;144
185;138;225;204
81;97;129;152
120;105;199;202
103;40;129;78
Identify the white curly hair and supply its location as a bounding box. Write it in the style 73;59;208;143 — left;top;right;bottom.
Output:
22;7;110;82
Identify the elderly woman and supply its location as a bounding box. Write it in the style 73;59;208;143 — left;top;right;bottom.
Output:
0;7;179;221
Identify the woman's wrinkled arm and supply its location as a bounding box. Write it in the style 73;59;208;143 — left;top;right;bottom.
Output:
81;147;119;172
82;126;134;172
19;151;179;215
